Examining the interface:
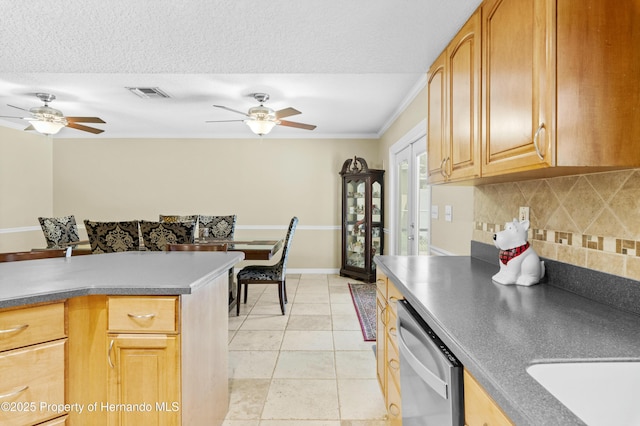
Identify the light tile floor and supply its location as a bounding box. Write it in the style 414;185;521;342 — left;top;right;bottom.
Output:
224;274;391;426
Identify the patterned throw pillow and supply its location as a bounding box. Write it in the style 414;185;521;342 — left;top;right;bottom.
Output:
84;220;140;254
140;221;196;251
38;215;80;248
197;215;236;239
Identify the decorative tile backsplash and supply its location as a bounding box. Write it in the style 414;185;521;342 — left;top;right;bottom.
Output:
473;169;640;280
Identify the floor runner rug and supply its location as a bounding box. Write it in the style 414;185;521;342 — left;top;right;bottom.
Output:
348;283;377;342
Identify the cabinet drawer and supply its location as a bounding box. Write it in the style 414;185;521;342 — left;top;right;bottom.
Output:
386;328;400;388
387;282;403;312
0;340;65;426
0;303;65;352
387;371;402;424
108;296;178;333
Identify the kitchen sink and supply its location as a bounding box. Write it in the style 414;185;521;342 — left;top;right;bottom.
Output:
526;361;640;426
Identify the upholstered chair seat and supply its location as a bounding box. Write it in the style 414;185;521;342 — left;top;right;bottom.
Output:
84;220;140;254
140;220;196;251
38;215;80;248
236;217;298;315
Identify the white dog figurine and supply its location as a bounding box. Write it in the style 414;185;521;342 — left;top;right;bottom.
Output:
492;219;545;286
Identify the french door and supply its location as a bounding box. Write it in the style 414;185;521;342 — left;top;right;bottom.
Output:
394;138;430;255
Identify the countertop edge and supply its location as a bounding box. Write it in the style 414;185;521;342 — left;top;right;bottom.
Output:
0;251;244;309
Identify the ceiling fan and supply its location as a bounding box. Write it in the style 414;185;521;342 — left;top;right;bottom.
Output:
207;93;317;136
0;93;105;135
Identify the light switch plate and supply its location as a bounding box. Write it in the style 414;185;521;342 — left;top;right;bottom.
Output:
445;205;453;222
431;205;439;219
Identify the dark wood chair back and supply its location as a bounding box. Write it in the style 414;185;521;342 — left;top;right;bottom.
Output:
166;243;228;252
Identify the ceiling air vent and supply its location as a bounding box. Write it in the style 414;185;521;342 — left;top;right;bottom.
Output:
126;87;171;99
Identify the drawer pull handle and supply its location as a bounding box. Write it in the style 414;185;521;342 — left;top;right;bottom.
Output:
388;358;400;371
389;402;400;417
0;385;28;399
127;313;156;319
108;339;115;368
0;324;29;335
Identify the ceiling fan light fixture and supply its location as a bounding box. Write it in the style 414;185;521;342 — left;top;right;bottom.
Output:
29;120;66;135
245;119;276;136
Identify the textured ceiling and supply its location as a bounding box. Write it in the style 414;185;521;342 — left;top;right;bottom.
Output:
0;0;482;138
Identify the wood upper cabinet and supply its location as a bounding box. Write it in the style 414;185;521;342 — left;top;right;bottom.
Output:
428;10;481;183
482;0;551;175
482;0;640;177
427;51;447;183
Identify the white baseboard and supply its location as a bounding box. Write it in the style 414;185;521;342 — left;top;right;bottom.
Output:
287;268;341;275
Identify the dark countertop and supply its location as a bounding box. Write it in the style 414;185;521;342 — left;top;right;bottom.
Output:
0;251;244;309
374;254;640;426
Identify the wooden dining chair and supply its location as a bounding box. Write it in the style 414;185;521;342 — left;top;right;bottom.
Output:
166;243;228;252
236;216;298;316
0;249;69;262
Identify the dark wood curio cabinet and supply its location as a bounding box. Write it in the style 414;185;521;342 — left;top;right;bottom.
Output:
339;157;384;283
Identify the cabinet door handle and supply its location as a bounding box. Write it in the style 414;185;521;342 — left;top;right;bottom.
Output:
444;156;451;178
0;324;28;334
108;339;115;368
127;313;156;319
0;385;28;399
533;123;545;160
440;157;447;178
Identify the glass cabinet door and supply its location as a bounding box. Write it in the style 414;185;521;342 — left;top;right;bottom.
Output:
346;180;366;268
371;181;382;260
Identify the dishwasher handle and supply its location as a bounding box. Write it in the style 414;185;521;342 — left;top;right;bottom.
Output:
397;322;449;399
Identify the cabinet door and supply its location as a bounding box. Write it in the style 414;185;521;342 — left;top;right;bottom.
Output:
448;10;481;181
482;0;553;175
107;334;180;426
427;50;447;183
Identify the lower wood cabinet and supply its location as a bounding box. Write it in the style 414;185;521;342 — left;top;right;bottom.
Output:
0;302;67;426
67;270;230;425
375;271;402;425
107;334;180;426
464;369;514;426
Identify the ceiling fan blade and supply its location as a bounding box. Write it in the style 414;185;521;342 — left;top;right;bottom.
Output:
205;119;245;123
0;115;28;119
213;105;249;117
278;120;317;131
66;117;106;123
8;104;31;113
275;107;301;119
66;122;104;134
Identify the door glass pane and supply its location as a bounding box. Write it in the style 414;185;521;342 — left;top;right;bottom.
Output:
397;160;410;255
417;152;430;255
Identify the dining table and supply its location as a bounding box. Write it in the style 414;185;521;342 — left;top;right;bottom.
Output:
53;238;284;260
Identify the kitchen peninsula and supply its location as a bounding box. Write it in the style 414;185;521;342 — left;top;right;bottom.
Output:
0;251;243;425
375;243;640;425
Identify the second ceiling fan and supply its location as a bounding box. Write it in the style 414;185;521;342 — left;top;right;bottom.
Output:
207;93;317;136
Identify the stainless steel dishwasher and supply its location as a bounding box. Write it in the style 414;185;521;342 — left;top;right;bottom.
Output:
397;300;463;425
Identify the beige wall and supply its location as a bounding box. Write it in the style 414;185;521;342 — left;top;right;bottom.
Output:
0;127;54;251
50;137;379;270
